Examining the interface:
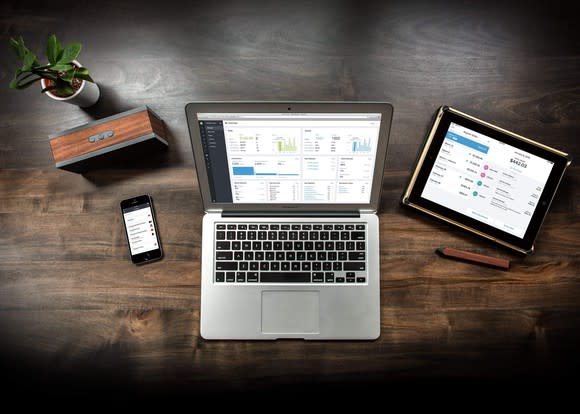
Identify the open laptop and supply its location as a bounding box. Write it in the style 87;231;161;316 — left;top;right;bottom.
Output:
185;102;393;339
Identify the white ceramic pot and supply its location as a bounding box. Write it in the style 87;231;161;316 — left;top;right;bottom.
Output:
40;60;100;108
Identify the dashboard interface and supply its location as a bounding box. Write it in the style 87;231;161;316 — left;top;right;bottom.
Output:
421;122;554;238
196;112;382;204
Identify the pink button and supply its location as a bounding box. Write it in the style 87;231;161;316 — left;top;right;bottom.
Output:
480;172;486;177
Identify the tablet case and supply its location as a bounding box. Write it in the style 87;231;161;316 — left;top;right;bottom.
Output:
402;106;572;254
48;106;168;173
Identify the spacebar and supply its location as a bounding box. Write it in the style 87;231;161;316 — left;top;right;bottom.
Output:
260;272;311;283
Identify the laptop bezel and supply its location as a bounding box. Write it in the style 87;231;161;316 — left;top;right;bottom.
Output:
185;101;393;214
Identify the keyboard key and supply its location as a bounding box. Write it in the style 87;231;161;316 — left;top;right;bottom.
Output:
259;224;268;230
216;262;237;270
312;272;324;283
356;242;365;250
227;224;236;230
346;225;354;230
216;251;233;260
240;262;248;270
313;224;322;230
325;272;335;283
356;224;365;230
238;225;247;230
334;224;344;230
226;272;235;282
247;272;259;282
260;272;311;283
249;224;258;230
336;277;345;283
344;262;365;271
271;262;280;271
215;272;225;282
226;231;236;240
216;231;225;240
233;252;243;260
237;272;246;282
356;277;366;283
270;224;279;230
346;276;355;283
260;262;270;271
349;252;365;260
216;224;226;230
351;231;365;240
232;241;241;250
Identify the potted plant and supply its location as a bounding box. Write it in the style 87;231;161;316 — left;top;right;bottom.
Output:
8;34;99;107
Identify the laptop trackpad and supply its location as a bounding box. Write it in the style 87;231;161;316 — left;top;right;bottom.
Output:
261;291;320;335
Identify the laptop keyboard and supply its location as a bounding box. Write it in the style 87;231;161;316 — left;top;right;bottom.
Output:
214;223;367;284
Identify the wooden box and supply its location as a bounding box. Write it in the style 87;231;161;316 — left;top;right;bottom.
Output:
48;106;168;173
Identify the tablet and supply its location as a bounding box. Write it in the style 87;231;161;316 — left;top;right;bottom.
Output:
402;106;572;254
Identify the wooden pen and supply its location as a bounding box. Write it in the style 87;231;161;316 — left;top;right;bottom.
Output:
435;247;510;270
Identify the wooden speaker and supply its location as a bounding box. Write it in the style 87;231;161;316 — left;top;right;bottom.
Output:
48;106;168;173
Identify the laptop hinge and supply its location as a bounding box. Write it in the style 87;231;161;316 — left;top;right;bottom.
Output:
221;211;360;218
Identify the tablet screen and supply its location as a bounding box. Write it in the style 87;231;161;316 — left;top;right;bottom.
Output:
420;122;554;238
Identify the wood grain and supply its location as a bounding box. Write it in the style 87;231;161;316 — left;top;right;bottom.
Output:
0;0;579;395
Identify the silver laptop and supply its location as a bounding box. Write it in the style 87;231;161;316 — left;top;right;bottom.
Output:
185;102;393;339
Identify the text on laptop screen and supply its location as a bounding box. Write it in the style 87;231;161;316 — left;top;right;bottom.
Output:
197;112;382;204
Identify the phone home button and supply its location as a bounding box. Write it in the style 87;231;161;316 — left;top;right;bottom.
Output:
144;253;150;261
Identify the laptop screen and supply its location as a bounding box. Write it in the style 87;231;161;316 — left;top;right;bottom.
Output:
195;112;382;204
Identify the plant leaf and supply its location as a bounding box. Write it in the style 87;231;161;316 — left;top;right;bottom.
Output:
61;67;76;82
49;63;73;72
9;37;24;61
74;67;94;83
22;51;37;71
53;78;75;96
59;42;81;63
13;76;41;90
46;34;58;64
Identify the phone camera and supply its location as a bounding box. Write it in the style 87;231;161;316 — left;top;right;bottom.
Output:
287;107;291;111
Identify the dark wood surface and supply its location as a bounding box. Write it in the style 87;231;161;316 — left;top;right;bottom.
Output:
1;0;579;397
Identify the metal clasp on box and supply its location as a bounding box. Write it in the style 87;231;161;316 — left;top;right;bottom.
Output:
88;130;114;143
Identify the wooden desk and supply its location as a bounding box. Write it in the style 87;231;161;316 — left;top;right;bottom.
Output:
1;0;579;395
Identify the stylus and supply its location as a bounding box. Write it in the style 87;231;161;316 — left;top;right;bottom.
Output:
435;247;510;270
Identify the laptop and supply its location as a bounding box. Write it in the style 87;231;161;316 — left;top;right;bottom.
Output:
185;102;393;339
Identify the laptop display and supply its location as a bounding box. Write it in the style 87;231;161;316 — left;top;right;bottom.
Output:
195;112;382;205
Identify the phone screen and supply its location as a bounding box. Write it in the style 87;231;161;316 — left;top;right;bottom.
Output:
122;200;160;257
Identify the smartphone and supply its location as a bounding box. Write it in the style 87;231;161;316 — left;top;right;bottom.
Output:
120;194;163;264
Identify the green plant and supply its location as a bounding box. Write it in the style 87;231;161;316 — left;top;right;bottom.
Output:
8;34;94;97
